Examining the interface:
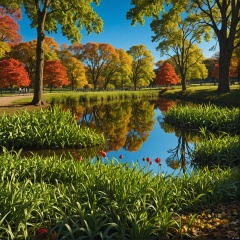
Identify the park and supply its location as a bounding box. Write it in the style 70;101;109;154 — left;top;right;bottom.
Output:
0;0;240;239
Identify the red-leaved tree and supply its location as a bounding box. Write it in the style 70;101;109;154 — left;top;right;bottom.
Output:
156;62;179;86
212;64;219;80
43;60;70;92
0;58;30;91
0;7;22;45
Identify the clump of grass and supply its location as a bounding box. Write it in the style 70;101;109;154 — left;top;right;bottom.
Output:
163;104;240;134
0;106;105;149
192;130;240;168
0;149;239;239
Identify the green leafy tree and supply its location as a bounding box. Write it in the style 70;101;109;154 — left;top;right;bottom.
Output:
127;0;240;93
151;17;206;91
127;45;155;90
2;0;103;105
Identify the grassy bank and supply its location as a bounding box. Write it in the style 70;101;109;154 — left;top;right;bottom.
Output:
163;104;240;168
160;85;240;106
0;149;239;239
0;106;105;149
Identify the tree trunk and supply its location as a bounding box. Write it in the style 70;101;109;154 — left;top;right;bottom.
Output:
31;8;48;105
217;44;232;93
180;69;186;91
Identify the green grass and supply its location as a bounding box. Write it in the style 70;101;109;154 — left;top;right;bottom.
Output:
161;84;240;106
0;149;239;239
0;105;105;149
163;104;240;133
163;103;240;167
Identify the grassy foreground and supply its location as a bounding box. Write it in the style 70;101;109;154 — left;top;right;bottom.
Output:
0;149;239;239
0;86;240;239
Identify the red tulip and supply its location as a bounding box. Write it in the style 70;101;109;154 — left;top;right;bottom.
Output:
119;155;123;159
37;228;48;235
150;161;152;165
99;150;107;158
155;158;161;164
146;157;150;162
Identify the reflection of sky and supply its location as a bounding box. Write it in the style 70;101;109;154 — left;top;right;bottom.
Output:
104;109;195;176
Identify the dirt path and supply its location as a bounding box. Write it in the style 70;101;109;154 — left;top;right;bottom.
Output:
0;94;33;107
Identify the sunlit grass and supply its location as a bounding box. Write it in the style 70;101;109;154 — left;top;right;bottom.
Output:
0;149;239;239
0;105;105;149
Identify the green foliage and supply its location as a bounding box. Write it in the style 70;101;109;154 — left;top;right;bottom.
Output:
163;103;240;166
0;149;239;239
163;104;240;134
0;106;105;149
193;132;240;168
127;45;156;90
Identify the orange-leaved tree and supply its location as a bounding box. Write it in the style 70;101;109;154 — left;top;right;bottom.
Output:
156;62;179;86
0;58;30;91
0;6;22;45
43;60;70;92
70;42;118;90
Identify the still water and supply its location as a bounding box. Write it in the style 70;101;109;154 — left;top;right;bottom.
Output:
22;98;199;175
70;98;197;175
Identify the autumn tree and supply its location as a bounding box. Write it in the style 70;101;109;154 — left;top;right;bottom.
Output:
113;49;133;89
8;41;36;84
0;58;30;91
212;64;219;80
0;6;22;45
2;1;103;105
43;60;70;92
8;37;59;86
127;0;240;93
203;58;218;81
127;45;155;90
70;42;118;90
0;41;10;59
64;57;87;90
102;48;133;89
156;62;179;86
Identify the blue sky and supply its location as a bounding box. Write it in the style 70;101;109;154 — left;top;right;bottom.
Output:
19;0;217;63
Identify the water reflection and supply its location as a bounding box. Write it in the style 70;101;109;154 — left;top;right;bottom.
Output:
74;100;156;152
159;122;200;173
20;98;201;175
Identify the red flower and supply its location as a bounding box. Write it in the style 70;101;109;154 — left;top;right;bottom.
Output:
37;228;48;235
99;150;107;158
150;161;152;165
155;158;161;164
146;157;150;162
78;156;83;161
119;155;123;159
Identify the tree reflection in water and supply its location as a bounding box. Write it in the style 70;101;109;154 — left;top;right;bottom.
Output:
68;100;156;152
160;122;200;173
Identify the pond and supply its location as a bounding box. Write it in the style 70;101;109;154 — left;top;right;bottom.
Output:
20;98;203;175
67;98;202;174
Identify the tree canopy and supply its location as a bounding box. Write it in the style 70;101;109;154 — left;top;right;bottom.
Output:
156;62;179;86
127;45;155;90
0;58;30;90
1;0;103;105
127;0;240;93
